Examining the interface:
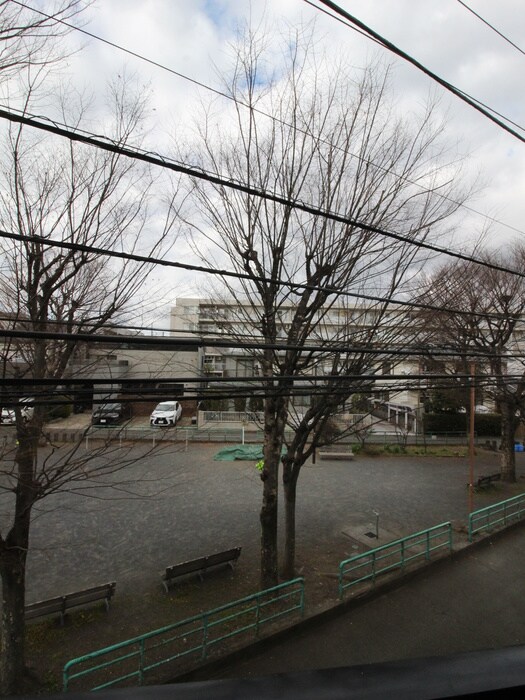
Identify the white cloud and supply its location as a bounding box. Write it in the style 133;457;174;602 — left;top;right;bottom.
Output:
8;0;525;319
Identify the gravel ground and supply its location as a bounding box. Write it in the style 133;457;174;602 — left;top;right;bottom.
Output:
3;434;524;693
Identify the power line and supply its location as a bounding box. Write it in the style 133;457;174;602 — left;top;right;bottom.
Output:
2;107;525;283
3;229;525;327
311;0;525;141
15;0;525;243
0;374;519;409
0;372;490;387
2;325;525;362
457;0;525;57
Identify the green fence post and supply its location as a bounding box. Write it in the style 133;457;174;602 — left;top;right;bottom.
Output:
255;594;261;636
425;531;430;561
400;540;405;571
139;639;145;685
299;579;305;616
504;500;507;527
202;613;208;660
63;665;70;692
448;523;453;552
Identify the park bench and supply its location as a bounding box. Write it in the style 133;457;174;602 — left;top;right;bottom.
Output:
475;473;501;489
318;448;354;461
25;581;116;625
161;547;242;592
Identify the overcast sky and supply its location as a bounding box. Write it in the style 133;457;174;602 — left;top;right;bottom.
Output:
20;1;525;322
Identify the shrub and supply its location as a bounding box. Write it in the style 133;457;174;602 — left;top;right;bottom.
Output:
424;412;501;436
45;395;72;420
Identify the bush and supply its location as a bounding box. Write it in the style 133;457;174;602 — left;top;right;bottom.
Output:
384;444;406;454
45;395;72;420
234;396;246;412
473;413;503;437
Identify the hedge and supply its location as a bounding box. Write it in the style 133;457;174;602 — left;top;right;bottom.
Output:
424;412;501;436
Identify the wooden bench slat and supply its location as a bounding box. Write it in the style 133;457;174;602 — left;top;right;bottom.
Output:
162;547;242;592
165;556;208;579
25;596;65;620
25;582;116;624
205;547;241;568
476;473;501;488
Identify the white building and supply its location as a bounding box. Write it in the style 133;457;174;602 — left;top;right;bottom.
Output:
170;297;421;421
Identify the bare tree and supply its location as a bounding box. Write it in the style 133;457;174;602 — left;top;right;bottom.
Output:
413;248;525;483
0;0;87;82
0;75;178;692
179;25;469;585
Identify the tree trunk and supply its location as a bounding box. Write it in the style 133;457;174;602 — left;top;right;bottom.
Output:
0;422;37;693
282;460;297;580
500;400;516;482
260;468;279;589
260;396;283;589
0;549;28;695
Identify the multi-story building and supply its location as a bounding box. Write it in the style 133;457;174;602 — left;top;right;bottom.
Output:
170;297;421;421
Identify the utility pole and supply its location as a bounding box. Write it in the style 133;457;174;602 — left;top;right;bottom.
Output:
468;361;475;513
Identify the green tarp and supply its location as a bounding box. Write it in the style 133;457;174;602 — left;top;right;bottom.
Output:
214;445;264;461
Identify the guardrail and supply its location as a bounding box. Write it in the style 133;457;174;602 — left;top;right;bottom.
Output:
468;493;525;542
338;522;453;600
63;577;304;692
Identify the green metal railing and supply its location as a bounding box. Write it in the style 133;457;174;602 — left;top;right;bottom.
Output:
338;522;453;600
468;493;525;542
63;577;304;692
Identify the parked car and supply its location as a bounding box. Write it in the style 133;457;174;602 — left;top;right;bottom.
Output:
91;402;130;426
150;401;182;427
0;398;34;425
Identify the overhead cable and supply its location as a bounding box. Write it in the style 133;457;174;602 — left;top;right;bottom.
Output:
3;325;525;361
2;229;525;325
457;0;525;57
1;107;525;282
312;0;525;141
14;0;525;240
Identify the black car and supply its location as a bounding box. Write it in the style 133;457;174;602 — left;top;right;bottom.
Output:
91;403;130;426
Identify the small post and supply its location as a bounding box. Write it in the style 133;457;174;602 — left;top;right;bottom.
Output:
372;509;379;540
241;425;245;445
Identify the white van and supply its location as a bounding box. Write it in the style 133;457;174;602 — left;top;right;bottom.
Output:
150;401;182;427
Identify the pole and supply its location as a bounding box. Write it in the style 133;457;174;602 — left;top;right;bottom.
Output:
373;509;380;539
468;362;475;513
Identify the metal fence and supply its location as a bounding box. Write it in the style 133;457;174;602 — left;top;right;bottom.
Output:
63;578;305;692
468;493;525;542
200;410;264;423
338;522;453;600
